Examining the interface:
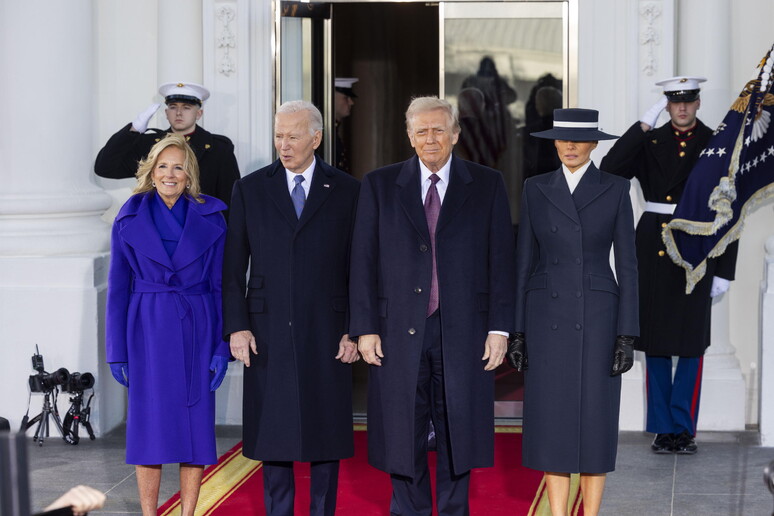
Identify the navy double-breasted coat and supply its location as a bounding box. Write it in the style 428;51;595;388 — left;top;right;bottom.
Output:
222;157;359;462
349;155;517;478
106;192;228;465
515;165;639;473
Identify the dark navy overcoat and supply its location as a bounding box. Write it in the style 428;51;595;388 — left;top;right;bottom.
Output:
349;155;517;477
222;158;359;462
106;192;228;465
515;165;639;474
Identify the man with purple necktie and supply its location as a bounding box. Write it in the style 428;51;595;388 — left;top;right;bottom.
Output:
349;96;517;516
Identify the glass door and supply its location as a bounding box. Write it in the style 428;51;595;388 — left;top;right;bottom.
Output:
275;1;334;161
441;1;575;418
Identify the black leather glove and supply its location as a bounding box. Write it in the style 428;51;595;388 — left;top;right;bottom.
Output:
506;332;528;371
610;335;635;376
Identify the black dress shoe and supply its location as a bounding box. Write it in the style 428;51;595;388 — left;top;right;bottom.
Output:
673;431;698;454
651;433;675;454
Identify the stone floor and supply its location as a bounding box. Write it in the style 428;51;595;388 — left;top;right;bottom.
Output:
22;425;774;515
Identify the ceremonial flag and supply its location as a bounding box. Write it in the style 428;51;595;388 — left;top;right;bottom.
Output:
663;43;774;293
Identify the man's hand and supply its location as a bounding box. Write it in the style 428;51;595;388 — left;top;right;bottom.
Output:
357;334;383;366
639;96;668;131
230;330;257;367
482;333;507;371
335;334;360;363
44;485;106;516
710;276;731;298
131;102;161;133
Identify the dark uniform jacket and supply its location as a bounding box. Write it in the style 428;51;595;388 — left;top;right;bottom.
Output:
600;120;738;356
515;165;638;473
349;155;516;477
94;123;240;208
221;157;359;462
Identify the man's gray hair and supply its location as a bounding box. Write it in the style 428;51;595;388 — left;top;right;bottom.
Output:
276;100;324;135
405;96;460;134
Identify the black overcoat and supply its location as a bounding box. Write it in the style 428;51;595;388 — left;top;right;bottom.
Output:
515;165;639;474
221;157;359;462
94;123;240;208
600;121;738;356
349;155;516;477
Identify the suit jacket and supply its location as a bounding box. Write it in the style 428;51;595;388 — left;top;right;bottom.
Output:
600;121;738;355
221;157;359;462
515;164;638;473
94;123;240;209
349;155;516;477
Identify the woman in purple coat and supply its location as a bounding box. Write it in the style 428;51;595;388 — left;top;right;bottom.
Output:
105;134;230;516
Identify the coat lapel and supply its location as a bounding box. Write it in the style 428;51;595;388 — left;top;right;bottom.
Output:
171;200;225;271
536;168;580;224
266;160;300;229
296;157;336;233
396;156;431;244
437;156;472;234
119;194;174;270
572;164;612;212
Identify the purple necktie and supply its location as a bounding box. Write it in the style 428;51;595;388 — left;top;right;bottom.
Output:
425;173;441;316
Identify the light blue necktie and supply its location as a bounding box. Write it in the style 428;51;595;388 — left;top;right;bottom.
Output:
291;175;306;218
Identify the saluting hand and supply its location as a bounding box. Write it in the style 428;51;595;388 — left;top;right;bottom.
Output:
482;334;507;371
335;334;360;363
230;330;257;367
357;334;383;366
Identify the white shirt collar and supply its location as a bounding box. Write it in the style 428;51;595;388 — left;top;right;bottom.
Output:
419;156;452;202
562;160;592;194
285;159;316;194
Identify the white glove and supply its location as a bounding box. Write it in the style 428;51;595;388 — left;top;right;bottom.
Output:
131;102;161;133
639;97;668;129
710;276;731;298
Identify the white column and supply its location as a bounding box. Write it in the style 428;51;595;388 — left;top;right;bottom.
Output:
0;2;118;434
760;233;774;445
158;0;204;85
676;0;745;431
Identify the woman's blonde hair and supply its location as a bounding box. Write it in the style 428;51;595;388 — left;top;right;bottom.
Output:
134;134;204;203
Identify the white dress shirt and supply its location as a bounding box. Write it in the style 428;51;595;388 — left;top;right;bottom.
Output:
285;160;316;197
561;160;592;194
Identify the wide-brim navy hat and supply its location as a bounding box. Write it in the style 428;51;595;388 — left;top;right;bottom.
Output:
531;108;618;141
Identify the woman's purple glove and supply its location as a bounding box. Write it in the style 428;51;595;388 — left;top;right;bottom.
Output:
109;362;129;387
209;355;229;391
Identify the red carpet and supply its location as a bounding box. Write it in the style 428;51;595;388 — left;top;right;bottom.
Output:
159;426;584;515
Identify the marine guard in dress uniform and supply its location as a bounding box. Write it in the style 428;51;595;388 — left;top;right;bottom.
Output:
94;82;240;209
334;77;357;174
600;76;739;455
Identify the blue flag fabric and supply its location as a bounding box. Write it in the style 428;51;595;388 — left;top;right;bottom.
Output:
663;43;774;293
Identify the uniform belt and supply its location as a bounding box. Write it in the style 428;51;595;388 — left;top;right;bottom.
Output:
644;201;676;215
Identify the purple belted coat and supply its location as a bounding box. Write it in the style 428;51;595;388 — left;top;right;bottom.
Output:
106;192;228;465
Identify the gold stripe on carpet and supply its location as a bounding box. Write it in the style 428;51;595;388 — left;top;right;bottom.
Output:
159;444;262;516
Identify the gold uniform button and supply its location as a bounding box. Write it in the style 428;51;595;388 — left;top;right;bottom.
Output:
679;151;686;157
205;144;211;149
666;195;673;202
661;222;667;228
658;250;665;257
680;141;687;148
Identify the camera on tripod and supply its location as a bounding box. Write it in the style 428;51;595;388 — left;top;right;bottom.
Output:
23;345;97;446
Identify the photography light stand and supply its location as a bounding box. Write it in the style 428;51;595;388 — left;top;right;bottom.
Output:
62;390;95;445
23;388;67;447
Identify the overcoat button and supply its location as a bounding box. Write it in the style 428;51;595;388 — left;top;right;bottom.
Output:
420;244;428;252
551;292;558;298
551;324;558;330
408;328;416;335
574;226;580;232
551;226;557;232
553;258;559;265
576;291;582;298
575;258;581;264
575;324;582;330
414;287;422;294
658;250;665;257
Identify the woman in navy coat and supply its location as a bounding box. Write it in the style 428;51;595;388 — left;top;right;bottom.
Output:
507;109;639;516
106;134;229;516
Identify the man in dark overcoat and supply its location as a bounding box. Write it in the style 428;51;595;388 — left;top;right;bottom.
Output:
222;100;360;516
349;96;516;516
94;82;240;208
600;76;738;454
